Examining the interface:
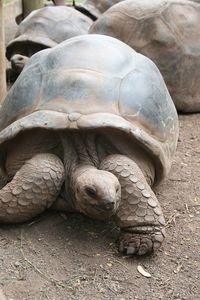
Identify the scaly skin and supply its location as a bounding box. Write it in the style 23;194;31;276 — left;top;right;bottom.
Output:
0;153;65;223
100;154;166;255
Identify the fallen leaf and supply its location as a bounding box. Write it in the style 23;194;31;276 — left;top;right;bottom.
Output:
137;265;151;278
107;263;113;267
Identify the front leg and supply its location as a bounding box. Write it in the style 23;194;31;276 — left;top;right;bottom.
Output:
0;153;65;223
100;154;166;256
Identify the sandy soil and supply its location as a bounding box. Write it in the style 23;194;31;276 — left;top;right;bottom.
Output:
1;19;199;300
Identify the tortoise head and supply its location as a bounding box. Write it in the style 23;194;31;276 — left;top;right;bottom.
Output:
74;168;121;220
9;42;48;74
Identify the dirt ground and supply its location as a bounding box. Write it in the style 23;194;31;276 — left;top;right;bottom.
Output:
0;20;199;300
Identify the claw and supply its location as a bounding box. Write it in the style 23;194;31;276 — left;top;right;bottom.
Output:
118;231;163;256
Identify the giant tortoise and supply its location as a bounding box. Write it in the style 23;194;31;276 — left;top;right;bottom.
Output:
6;6;92;80
0;35;178;255
90;0;200;113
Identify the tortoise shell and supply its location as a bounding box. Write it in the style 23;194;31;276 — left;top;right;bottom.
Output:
0;34;178;184
90;0;200;112
6;6;92;60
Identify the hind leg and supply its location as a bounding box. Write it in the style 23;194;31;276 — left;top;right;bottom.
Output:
0;153;65;223
101;154;165;256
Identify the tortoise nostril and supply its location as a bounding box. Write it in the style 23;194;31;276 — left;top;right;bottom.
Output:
105;202;115;210
104;199;115;209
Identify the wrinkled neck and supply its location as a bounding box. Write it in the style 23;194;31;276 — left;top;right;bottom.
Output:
60;131;98;168
60;131;98;208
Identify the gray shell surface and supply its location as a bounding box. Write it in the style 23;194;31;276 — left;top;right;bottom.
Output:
0;35;178;183
90;0;200;112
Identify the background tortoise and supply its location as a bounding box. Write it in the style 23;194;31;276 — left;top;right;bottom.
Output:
6;6;92;80
90;0;200;113
0;34;178;255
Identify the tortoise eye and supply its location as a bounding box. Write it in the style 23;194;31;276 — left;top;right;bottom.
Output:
85;187;97;198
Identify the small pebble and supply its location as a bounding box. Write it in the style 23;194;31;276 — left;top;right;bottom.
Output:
14;261;20;267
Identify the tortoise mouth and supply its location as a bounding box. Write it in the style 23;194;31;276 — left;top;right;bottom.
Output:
90;202;115;212
78;202;118;220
